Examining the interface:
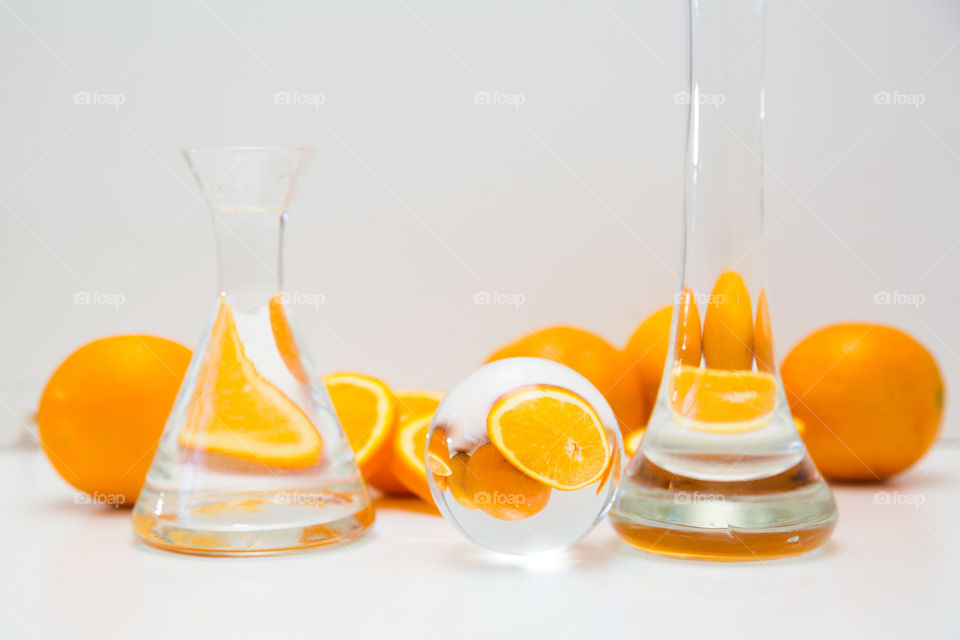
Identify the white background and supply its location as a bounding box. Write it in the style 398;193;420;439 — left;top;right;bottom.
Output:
2;0;958;438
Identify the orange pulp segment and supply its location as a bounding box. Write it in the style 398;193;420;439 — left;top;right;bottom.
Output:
179;300;322;468
669;365;776;433
324;372;395;476
487;384;610;491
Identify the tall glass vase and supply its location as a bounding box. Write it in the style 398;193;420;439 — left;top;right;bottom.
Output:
133;147;373;555
609;0;838;560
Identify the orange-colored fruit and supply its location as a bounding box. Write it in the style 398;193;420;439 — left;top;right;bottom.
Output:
269;293;308;384
487;385;610;490
447;452;477;509
625;429;645;457
463;443;551;521
427;426;452;476
754;289;775;374
324;372;395;476
368;389;444;495
595;445;621;495
793;416;806;438
702;271;754;371
675;288;704;367
624;291;701;425
37;335;191;505
782;324;944;481
485;326;645;436
179;301;322;468
391;414;436;503
669;365;777;433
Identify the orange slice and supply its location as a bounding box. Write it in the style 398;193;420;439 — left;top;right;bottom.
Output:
427;426;452;476
179;300;322;468
324;372;395;476
269;293;309;384
753;288;775;374
702;271;755;371
669;365;776;433
391;414;436;503
463;443;551;521
595;444;621;495
487;385;610;491
369;389;444;495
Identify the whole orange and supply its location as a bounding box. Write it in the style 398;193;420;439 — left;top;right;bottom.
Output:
37;335;191;505
781;324;944;482
485;326;645;436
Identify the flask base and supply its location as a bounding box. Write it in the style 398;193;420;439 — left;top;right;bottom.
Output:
609;452;837;561
132;488;374;556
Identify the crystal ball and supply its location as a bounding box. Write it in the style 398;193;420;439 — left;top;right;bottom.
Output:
426;357;623;554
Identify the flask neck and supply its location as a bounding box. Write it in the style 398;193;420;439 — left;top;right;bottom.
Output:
213;211;285;307
685;0;766;279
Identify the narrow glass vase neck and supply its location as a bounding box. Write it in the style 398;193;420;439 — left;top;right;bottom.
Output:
684;0;766;286
212;210;285;308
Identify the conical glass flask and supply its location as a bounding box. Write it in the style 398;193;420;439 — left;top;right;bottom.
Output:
133;147;373;555
609;0;837;560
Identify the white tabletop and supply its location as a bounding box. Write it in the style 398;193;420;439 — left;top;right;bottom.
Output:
2;442;958;640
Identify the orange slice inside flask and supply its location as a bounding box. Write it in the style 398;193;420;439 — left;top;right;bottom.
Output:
669;365;777;433
702;271;755;371
178;300;323;468
268;293;310;384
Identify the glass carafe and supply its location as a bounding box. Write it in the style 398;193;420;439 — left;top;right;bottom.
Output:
133;147;373;555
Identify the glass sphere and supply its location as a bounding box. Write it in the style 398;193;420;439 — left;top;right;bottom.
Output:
426;357;623;554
